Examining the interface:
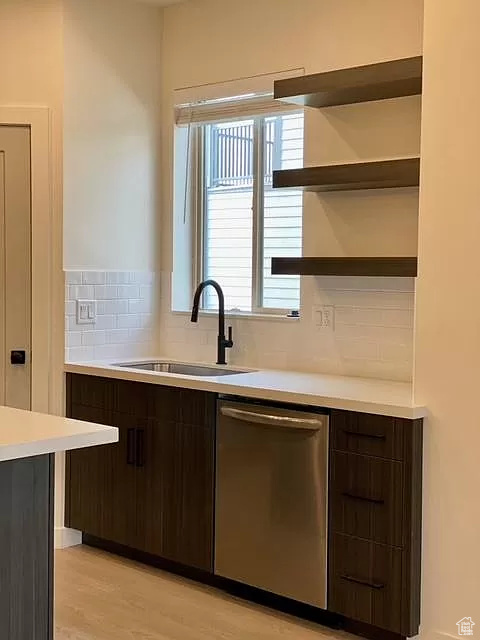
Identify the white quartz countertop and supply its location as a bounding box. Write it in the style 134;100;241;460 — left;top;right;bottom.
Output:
0;405;118;462
65;358;426;420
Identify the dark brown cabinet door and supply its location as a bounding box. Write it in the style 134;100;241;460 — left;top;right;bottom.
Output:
143;388;215;571
66;403;142;549
143;418;215;571
66;375;216;572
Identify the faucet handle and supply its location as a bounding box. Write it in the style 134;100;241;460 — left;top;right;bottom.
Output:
226;325;233;347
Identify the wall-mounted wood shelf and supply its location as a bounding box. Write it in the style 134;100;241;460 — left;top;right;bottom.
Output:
271;257;418;277
272;158;420;192
274;56;423;108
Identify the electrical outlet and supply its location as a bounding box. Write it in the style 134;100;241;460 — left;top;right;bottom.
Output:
76;299;97;325
313;305;335;330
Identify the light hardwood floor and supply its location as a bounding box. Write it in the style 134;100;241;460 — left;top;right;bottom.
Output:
55;546;355;640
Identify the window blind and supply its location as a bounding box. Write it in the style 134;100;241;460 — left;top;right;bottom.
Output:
175;93;300;126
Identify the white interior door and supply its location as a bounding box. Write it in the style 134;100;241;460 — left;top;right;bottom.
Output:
0;126;31;410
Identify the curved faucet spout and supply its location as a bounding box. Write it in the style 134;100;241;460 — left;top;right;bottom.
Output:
191;280;233;365
191;279;224;323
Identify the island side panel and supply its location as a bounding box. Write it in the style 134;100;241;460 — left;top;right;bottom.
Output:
0;453;54;640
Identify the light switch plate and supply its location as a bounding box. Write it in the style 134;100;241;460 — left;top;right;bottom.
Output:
313;305;335;330
76;299;97;325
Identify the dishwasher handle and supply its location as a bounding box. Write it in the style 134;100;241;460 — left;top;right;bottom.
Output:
220;406;325;431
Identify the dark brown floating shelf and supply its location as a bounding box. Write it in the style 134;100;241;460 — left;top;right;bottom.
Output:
275;56;423;108
273;158;420;192
272;257;418;277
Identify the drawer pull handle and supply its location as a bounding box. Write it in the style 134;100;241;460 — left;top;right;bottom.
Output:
344;430;386;440
342;492;385;505
340;574;385;590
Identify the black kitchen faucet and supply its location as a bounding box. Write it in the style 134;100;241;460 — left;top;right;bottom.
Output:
191;279;233;365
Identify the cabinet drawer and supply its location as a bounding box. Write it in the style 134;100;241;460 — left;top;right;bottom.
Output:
149;386;216;426
331;410;404;460
69;402;112;427
330;451;404;547
328;533;403;634
68;374;112;411
112;379;150;417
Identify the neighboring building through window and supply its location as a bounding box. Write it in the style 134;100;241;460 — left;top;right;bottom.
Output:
175;93;304;315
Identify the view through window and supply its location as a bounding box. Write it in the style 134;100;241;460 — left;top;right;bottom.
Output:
198;111;304;313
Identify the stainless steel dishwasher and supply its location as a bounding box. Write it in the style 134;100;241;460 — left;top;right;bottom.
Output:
215;398;329;608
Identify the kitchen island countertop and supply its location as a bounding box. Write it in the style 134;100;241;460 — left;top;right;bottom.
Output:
0;404;118;462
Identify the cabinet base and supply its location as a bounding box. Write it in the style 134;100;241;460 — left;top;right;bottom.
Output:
82;534;406;640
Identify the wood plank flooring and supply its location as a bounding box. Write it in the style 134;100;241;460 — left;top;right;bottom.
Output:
55;546;355;640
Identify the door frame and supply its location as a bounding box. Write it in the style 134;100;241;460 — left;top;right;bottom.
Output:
0;107;60;416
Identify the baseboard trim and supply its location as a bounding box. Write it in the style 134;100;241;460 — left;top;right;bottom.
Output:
55;526;82;549
421;631;459;640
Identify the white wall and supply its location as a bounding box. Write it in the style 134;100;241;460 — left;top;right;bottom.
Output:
0;0;65;537
63;0;162;271
160;0;423;381
60;0;163;545
415;1;480;637
0;0;64;405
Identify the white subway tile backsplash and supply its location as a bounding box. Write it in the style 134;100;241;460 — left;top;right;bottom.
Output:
313;276;415;293
117;314;141;329
318;290;414;310
337;338;380;361
66;332;82;347
94;285;119;300
92;344;120;360
94;342;152;361
65;300;76;316
69;285;95;300
106;272;130;285
159;270;415;382
67;346;95;362
94;315;117;330
117;285;140;299
82;271;106;285
164;327;187;344
380;309;415;328
66;272;83;285
106;329;130;344
130;271;154;285
66;315;82;332
128;328;151;343
66;268;415;381
81;331;106;346
139;314;153;329
139;285;152;300
128;299;151;314
65;271;156;362
334;323;413;343
96;300;129;315
335;306;415;328
379;341;413;362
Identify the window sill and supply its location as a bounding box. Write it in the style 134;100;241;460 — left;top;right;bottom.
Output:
171;309;300;323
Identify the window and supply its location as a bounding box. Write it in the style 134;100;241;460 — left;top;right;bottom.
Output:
176;95;304;315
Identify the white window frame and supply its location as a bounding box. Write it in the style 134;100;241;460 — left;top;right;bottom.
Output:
190;113;303;316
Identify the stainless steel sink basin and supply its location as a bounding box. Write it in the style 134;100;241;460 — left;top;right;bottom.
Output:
116;361;250;377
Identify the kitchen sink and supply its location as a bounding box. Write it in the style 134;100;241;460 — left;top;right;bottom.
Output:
115;361;251;377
